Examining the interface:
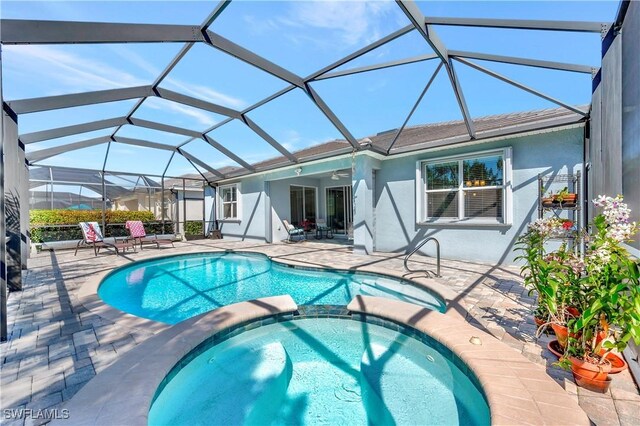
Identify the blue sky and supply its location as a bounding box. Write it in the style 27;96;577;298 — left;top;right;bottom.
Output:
2;0;619;177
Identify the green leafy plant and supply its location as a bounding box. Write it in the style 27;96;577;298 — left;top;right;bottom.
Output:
184;220;204;236
515;218;580;329
29;209;173;243
561;196;640;367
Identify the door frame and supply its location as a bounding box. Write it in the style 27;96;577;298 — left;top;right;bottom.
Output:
289;184;318;225
325;184;353;236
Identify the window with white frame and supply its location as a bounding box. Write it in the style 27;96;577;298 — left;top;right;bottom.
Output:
417;148;512;224
218;184;239;220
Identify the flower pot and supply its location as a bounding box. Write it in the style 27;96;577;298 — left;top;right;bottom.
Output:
573;370;612;393
569;356;611;382
551;324;569;348
542;197;554;207
566;307;580;318
547;340;564;358
597;352;628;374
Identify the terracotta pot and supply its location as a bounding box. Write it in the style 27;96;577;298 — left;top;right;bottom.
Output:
551;324;569;348
573;370;612;393
603;352;628;374
542;197;554;207
566;307;580;318
547;340;564;358
569;356;611;382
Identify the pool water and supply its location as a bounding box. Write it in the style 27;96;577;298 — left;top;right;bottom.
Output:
148;318;490;426
98;252;445;324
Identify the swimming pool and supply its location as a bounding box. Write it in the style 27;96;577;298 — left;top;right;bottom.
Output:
98;252;446;324
148;318;490;426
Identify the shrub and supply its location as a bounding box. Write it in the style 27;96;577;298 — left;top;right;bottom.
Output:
29;209;173;243
30;209;156;225
185;220;204;236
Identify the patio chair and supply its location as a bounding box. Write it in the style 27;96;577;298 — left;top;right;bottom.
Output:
125;220;175;250
74;222;124;256
283;220;306;242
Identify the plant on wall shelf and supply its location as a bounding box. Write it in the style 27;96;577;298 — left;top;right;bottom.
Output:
542;187;578;207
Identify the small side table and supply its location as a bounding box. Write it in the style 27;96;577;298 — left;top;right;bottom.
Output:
315;226;334;240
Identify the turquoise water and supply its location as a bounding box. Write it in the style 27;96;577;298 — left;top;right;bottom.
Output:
98;252;445;324
148;318;490;426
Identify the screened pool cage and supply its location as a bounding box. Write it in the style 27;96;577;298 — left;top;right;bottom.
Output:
4;0;606;245
1;0;616;340
29;166;212;244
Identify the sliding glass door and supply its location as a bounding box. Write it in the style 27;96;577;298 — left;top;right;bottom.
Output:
290;185;317;227
326;186;353;236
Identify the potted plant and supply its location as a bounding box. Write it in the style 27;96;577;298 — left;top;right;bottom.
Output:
542;190;555;208
558;195;640;392
515;218;581;341
184;220;205;241
554;187;578;206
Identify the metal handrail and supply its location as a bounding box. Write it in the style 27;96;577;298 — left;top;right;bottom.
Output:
404;237;441;278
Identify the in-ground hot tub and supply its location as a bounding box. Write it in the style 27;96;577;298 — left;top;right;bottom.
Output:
148;317;489;426
98;251;446;324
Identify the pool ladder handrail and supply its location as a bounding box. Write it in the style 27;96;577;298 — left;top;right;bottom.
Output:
404;237;441;278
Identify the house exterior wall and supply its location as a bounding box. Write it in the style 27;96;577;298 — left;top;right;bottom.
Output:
222;126;583;264
218;156;353;243
374;127;584;264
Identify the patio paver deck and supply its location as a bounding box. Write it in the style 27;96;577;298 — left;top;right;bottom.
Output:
1;239;638;425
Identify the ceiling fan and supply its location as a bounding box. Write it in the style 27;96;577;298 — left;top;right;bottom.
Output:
331;170;350;180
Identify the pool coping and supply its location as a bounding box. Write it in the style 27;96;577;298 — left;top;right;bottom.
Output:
58;295;590;426
348;296;591;426
52;295;299;426
76;248;459;335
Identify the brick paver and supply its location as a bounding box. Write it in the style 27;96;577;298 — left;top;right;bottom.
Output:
1;239;638;425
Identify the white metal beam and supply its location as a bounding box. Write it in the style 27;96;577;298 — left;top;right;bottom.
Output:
111;136;177;152
204;30;305;88
240;115;298;163
128;118;201;138
0;19;204;44
454;57;588;116
202;135;256;172
395;0;476;138
424;16;606;33
8;86;153;114
306;24;415;80
27;136;111;163
178;149;225;179
386;62;443;153
155;87;242;119
303;84;361;150
20;117;127;144
449;50;595;74
314;54;438;81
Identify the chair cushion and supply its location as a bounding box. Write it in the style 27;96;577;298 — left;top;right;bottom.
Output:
126;220;147;238
80;222;104;242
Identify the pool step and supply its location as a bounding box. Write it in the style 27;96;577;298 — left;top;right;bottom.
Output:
360;343;459;425
150;342;292;426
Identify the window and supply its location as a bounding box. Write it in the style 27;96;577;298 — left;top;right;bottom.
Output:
417;148;512;224
218;184;239;220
